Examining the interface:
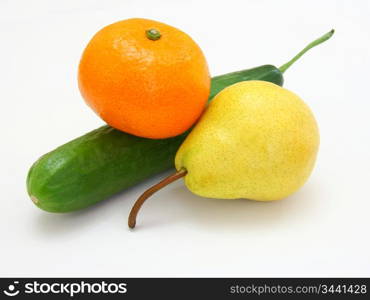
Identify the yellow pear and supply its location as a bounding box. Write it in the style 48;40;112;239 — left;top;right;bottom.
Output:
128;80;319;228
175;80;319;200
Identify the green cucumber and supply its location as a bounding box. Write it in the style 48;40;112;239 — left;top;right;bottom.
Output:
27;30;334;212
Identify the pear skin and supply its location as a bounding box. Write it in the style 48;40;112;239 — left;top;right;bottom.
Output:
175;80;319;201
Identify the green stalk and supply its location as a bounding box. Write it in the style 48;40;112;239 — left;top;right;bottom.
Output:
279;29;335;73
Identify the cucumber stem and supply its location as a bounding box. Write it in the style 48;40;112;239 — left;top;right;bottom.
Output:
128;169;187;229
279;29;334;73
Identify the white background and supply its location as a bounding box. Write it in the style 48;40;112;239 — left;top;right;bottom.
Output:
1;0;370;277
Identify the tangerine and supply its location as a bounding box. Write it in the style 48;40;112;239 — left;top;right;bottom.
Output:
78;18;210;139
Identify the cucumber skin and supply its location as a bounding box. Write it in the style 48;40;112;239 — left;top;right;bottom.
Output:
27;127;186;212
27;65;283;213
210;65;283;99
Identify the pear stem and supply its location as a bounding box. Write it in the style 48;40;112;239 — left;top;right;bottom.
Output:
128;169;187;229
279;29;334;73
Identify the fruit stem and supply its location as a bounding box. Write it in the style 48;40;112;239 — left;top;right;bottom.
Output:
128;169;187;229
146;28;161;41
279;29;334;73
